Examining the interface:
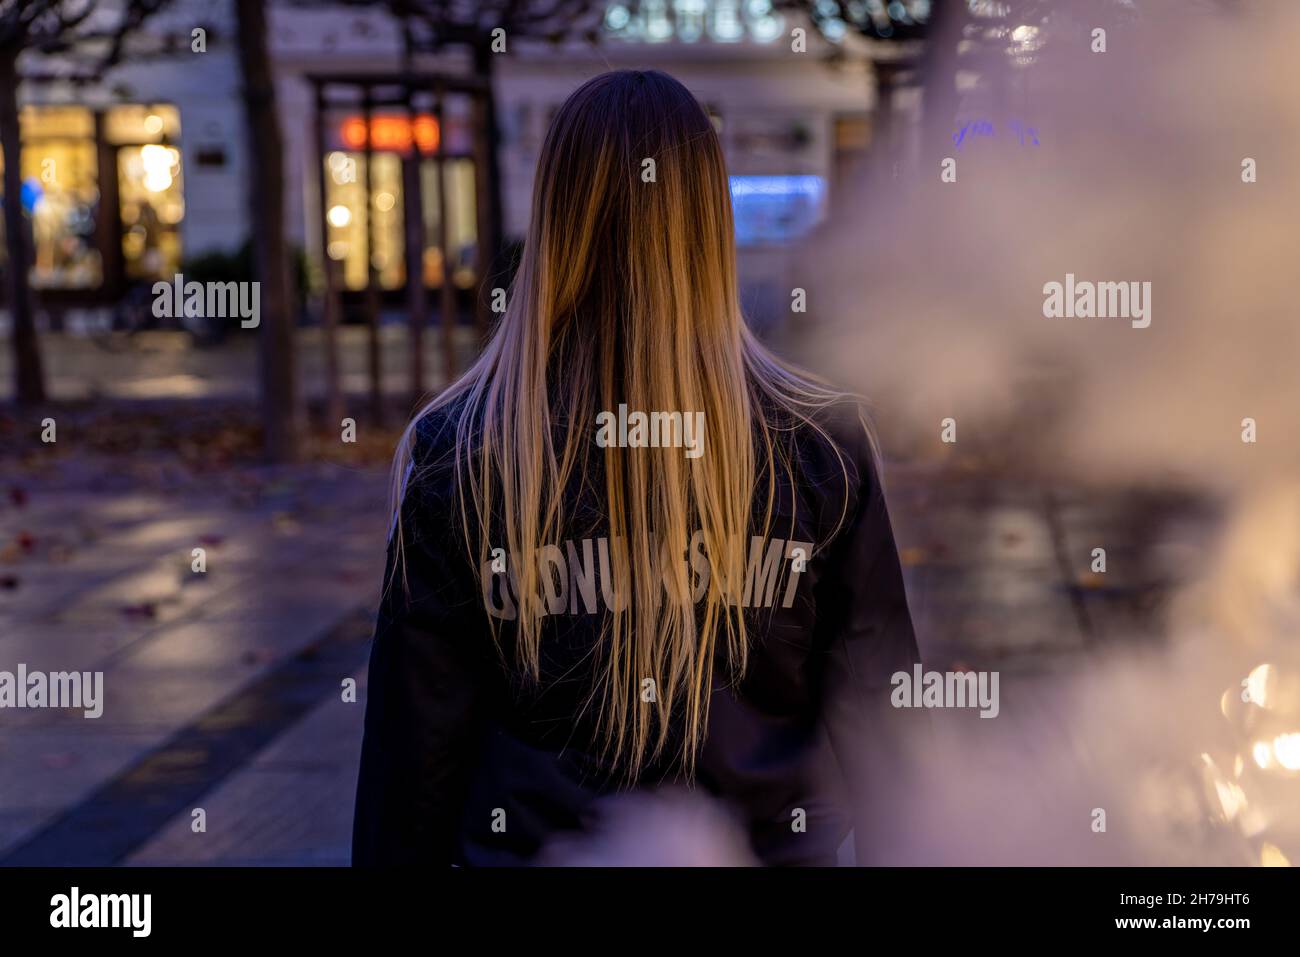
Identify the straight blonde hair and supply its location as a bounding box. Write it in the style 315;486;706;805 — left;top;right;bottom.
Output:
390;70;856;781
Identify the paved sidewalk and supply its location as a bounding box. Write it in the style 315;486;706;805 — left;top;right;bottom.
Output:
0;326;480;402
0;455;390;862
127;663;369;867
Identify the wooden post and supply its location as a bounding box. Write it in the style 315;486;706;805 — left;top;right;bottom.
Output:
402;82;428;405
432;81;456;385
361;86;383;424
312;82;344;429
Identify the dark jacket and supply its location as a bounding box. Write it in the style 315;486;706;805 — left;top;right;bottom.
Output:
352;397;920;866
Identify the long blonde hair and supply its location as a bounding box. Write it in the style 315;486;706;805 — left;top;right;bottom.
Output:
391;70;854;781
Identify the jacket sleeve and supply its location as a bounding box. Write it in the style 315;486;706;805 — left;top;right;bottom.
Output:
814;425;923;864
352;426;493;866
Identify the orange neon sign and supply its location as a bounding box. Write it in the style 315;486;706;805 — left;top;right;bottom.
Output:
339;114;440;153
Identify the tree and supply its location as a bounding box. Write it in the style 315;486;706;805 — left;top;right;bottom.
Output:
773;0;930;171
391;1;603;283
237;0;299;461
0;0;172;406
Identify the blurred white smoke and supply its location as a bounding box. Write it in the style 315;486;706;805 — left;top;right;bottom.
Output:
799;0;1300;866
803;0;1300;491
537;789;758;866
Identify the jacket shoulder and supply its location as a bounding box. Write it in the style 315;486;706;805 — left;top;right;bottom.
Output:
784;397;879;501
402;397;476;518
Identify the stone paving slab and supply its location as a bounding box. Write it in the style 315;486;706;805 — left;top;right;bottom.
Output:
1;608;375;865
127;666;368;867
0;729;162;854
0;465;390;860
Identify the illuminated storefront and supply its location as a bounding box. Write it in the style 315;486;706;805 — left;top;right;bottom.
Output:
302;70;493;337
0;103;183;298
321;109;478;295
264;1;903;334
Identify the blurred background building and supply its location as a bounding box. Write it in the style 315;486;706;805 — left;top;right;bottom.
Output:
3;0;926;349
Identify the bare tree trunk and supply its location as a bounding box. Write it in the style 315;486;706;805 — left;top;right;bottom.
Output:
0;53;46;405
236;0;299;462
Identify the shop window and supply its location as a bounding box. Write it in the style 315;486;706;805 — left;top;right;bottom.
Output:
324;151;403;290
0;106;101;289
0;103;183;290
421;158;478;290
105;104;181;146
118;145;184;279
20;105;93;138
324;148;477;292
110;105;183;281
